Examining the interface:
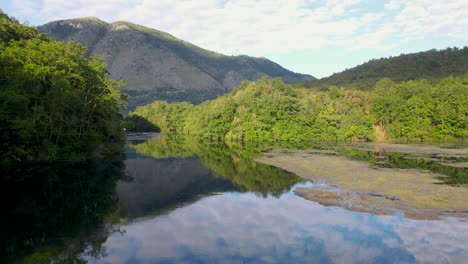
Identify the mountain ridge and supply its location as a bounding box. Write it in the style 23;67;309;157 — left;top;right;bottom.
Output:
39;17;314;108
305;47;468;90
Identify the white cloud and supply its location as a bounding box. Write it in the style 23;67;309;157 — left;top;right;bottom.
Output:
385;0;403;10
394;1;468;38
10;0;40;18
7;0;375;54
5;0;468;76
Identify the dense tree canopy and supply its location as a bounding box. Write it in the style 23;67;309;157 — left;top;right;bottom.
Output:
305;47;468;90
132;75;468;149
372;76;468;142
132;77;375;150
0;11;126;163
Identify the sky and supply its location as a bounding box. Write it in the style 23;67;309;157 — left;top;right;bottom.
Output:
2;0;468;78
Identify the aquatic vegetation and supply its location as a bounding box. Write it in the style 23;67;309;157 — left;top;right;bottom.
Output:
256;146;468;219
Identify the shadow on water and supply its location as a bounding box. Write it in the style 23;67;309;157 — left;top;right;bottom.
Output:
0;159;128;263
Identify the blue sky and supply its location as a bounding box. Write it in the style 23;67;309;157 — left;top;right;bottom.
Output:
2;0;468;78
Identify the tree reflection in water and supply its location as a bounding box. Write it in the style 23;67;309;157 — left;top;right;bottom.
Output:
1;159;128;263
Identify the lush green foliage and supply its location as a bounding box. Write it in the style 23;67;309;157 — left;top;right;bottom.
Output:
132;77;375;150
132;75;468;148
0;11;127;163
305;47;468;90
372;77;468;142
0;12;44;42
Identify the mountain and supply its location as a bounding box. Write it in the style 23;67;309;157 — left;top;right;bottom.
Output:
38;17;314;109
305;47;468;90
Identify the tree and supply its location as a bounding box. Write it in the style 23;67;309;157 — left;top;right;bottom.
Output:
0;12;126;163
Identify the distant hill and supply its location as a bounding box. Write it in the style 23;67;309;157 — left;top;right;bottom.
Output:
305;47;468;90
39;18;314;109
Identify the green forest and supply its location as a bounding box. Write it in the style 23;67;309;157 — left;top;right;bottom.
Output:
0;12;126;164
305;47;468;90
131;75;468;150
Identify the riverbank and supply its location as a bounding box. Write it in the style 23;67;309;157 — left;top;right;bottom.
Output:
255;145;468;219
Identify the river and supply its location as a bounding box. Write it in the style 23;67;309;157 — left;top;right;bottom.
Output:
2;133;468;263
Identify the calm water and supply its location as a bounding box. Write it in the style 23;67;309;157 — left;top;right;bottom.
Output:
2;134;468;263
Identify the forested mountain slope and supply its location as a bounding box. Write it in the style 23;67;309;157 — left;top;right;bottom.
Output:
39;18;314;108
306;47;468;90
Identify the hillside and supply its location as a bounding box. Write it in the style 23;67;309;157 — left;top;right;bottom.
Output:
39;18;314;108
305;47;468;90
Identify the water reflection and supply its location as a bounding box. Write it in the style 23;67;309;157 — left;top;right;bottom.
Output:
118;134;303;220
129;135;304;196
86;188;468;264
4;134;468;263
0;159;127;263
119;145;239;219
86;136;465;264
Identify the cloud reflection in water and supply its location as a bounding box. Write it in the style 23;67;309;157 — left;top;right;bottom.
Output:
86;189;468;264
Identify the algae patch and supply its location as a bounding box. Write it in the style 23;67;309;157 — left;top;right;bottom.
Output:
256;149;468;219
441;162;468;168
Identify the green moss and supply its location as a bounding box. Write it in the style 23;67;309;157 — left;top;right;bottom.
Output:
257;149;468;215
